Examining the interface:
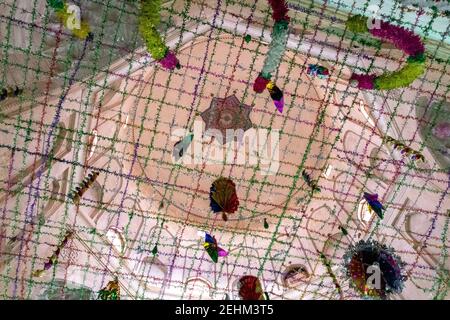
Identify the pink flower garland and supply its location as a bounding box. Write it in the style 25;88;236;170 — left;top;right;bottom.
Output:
346;15;426;90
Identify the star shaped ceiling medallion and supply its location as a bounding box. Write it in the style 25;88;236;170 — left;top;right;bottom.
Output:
200;95;253;144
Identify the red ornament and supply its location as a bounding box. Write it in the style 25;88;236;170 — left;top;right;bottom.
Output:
238;276;264;300
253;75;270;93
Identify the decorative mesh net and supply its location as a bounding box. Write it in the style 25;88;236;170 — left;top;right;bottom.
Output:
0;0;449;300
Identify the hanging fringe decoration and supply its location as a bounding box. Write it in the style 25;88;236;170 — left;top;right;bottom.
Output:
70;171;99;205
307;64;330;79
363;192;385;219
139;0;180;70
47;0;92;39
319;252;342;295
98;277;120;300
302;170;321;193
253;0;290;113
173;133;194;161
202;232;228;263
385;136;425;162
346;15;425;90
32;230;73;277
210;177;239;221
0;86;23;102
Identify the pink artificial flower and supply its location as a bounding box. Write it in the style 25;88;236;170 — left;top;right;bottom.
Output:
158;50;180;70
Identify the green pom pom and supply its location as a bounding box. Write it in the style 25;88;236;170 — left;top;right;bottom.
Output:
346;15;369;33
375;60;425;90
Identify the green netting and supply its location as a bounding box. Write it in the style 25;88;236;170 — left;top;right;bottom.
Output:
0;0;449;300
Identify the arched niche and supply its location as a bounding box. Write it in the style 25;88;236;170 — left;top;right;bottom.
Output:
332;170;387;233
132;224;177;297
84;156;123;225
281;264;310;289
404;211;450;270
184;277;213;299
342;128;398;185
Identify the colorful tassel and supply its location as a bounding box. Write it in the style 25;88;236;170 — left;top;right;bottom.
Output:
363;192;385;219
202;232;228;263
266;81;284;113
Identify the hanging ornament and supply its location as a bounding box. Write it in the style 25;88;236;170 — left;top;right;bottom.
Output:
32;231;73;277
302;170;321;193
173;133;194;161
98;277;120;300
385;136;425;162
266;81;284;113
343;240;407;299
346;15;425;90
244;34;252;43
263;218;269;229
238;276;265;300
253;0;290;113
209;177;239;221
151;244;158;256
139;0;180;70
201;232;228;263
319;252;342;295
70;171;100;205
363;192;385;219
307;64;330;79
